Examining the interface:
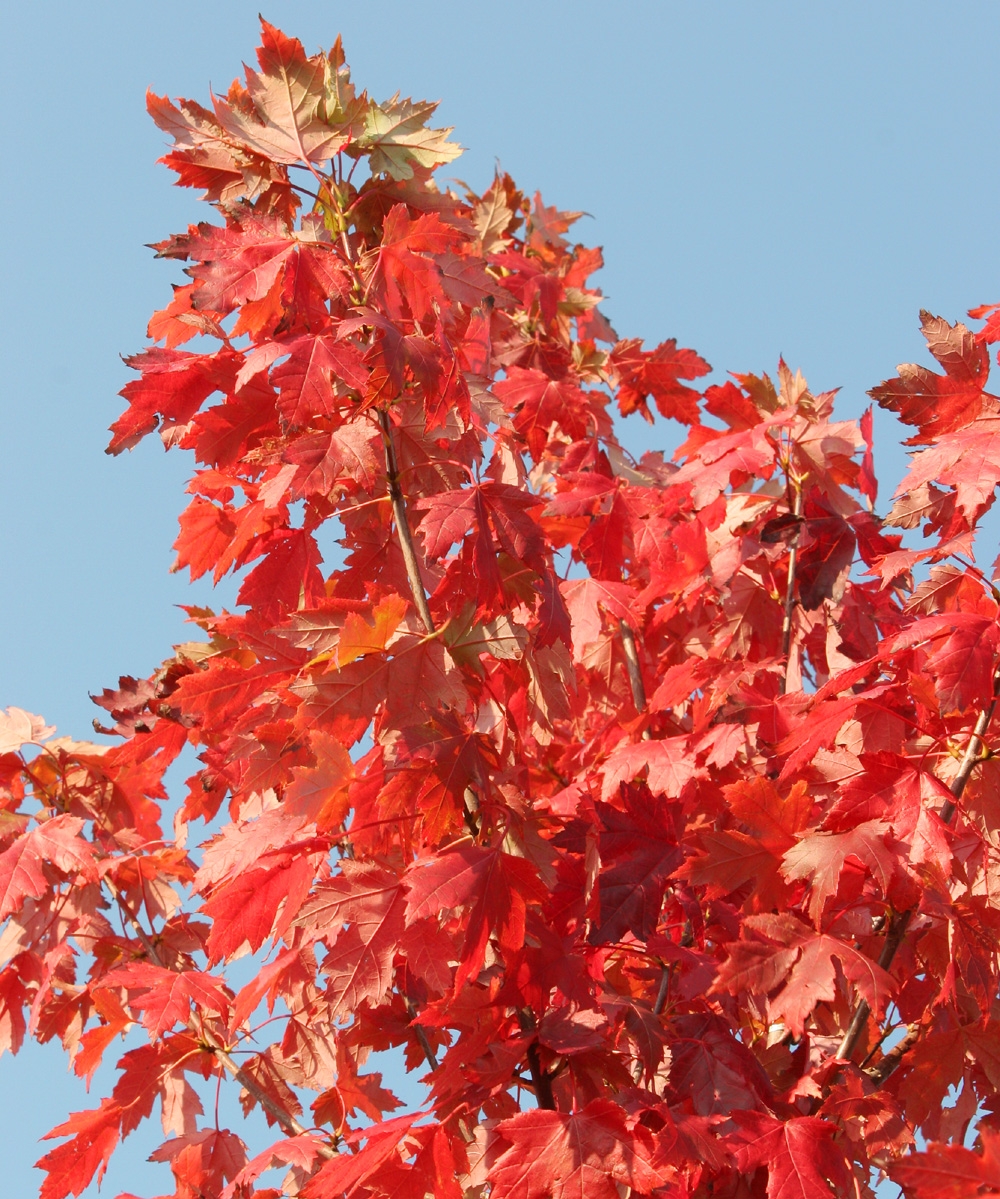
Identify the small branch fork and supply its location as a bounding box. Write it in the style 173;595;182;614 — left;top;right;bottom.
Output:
103;879;334;1156
836;671;1000;1065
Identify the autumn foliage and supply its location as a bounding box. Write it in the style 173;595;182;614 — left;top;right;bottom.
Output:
6;19;1000;1199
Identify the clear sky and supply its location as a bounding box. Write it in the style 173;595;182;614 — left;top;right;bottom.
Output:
1;2;998;1194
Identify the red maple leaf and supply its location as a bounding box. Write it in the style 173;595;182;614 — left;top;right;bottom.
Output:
109;347;239;453
0;816;98;921
294;861;405;1015
268;334;369;428
102;962;231;1038
731;1113;854;1199
405;845;546;989
885;611;1000;715
609;336;710;424
890;1129;1000;1198
869;310;992;443
494;366;601;459
35;1100;122;1199
201;846;322;963
590;782;681;943
489;1100;672;1199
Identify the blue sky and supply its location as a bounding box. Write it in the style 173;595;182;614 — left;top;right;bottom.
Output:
1;2;998;1194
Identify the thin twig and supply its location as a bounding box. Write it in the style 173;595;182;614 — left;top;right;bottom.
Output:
377;408;483;841
620;620;651;740
377;409;489;1054
778;484;804;696
213;1045;322;1144
403;996;439;1071
377;409;436;635
105;877;160;962
632;966;671;1083
653;966;670;1016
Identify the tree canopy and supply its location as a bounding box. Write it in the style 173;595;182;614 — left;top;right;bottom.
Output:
3;19;1000;1199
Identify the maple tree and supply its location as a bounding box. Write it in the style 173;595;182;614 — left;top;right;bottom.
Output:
6;18;1000;1198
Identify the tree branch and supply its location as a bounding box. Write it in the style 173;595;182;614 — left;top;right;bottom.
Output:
864;1023;921;1086
104;878;333;1154
632;965;671;1084
835;908;912;1062
940;690;999;824
516;1007;556;1109
836;671;1000;1062
526;1039;556;1110
377;407;484;840
213;1045;325;1148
